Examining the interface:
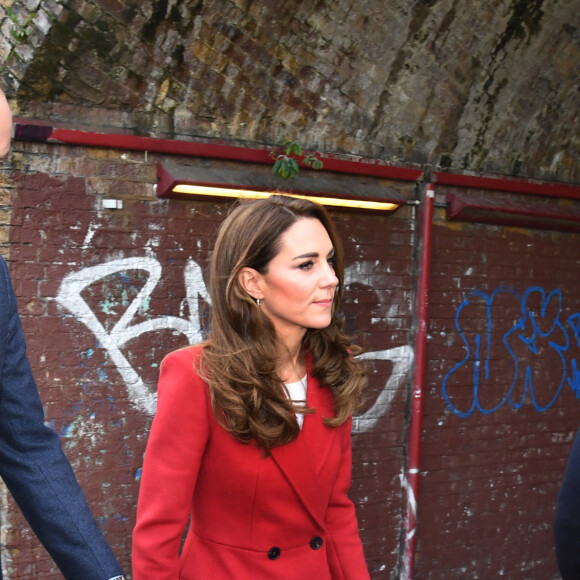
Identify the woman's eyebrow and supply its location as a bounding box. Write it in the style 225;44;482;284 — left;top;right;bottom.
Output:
292;248;335;260
292;252;318;260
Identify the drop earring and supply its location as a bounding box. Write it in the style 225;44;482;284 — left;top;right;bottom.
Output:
256;298;261;307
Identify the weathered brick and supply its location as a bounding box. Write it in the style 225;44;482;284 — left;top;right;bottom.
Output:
0;2;578;578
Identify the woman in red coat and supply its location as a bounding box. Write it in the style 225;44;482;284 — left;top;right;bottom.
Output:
132;195;370;579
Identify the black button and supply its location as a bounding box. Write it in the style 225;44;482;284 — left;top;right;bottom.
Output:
310;536;323;550
268;546;281;560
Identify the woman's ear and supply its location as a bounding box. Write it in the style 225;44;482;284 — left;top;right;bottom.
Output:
238;267;263;300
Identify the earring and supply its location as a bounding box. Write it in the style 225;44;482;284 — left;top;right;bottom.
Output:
256;298;261;307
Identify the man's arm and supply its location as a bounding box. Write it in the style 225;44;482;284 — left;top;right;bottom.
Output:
0;257;125;577
0;86;124;580
554;427;580;579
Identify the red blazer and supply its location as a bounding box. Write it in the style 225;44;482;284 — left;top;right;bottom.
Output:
132;346;370;580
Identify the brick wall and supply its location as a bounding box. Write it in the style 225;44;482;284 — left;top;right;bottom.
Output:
418;202;580;579
0;1;578;578
2;138;423;578
4;135;577;580
2;0;579;182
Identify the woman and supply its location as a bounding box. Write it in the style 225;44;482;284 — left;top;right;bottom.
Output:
132;194;370;579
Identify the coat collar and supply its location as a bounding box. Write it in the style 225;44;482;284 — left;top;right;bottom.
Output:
269;358;338;531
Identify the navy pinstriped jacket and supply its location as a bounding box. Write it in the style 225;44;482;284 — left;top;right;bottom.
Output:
0;255;123;579
555;426;580;579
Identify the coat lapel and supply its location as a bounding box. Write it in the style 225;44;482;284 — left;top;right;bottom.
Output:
269;364;338;531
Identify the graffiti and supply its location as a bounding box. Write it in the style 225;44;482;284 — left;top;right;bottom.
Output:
442;285;580;418
353;346;413;434
56;257;209;416
56;257;412;432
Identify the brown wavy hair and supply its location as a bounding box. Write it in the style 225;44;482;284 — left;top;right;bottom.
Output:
199;194;366;454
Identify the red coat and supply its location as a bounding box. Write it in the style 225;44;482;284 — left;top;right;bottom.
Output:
132;346;370;580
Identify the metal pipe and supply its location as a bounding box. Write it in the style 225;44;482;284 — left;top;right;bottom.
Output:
13;119;580;199
401;182;435;580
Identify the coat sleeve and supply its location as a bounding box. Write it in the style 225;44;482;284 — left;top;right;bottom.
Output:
0;257;123;580
554;426;580;580
325;417;370;580
132;348;210;580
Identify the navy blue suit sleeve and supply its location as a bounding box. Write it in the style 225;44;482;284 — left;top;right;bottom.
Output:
554;426;580;579
0;256;123;580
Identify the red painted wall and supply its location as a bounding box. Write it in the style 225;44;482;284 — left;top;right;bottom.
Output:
3;137;576;580
419;209;578;579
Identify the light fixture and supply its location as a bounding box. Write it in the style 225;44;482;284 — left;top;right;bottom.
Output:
157;162;407;213
447;192;580;232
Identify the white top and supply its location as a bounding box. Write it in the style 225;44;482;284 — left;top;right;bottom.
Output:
285;375;307;429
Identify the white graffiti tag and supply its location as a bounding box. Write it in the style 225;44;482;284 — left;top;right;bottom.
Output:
56;257;209;415
352;346;413;434
56;257;412;432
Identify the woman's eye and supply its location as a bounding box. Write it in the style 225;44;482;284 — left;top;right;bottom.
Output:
298;260;314;270
328;256;337;269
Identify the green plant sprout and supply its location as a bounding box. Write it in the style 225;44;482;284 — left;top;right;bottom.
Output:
7;7;36;42
271;139;323;180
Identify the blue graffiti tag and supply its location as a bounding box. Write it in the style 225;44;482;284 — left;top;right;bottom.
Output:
442;286;579;417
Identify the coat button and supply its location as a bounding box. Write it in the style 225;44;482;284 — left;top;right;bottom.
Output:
268;546;281;560
310;536;323;550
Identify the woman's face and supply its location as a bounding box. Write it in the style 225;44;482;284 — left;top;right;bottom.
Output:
257;217;339;344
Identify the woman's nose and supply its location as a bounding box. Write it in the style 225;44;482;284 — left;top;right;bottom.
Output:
321;262;339;288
